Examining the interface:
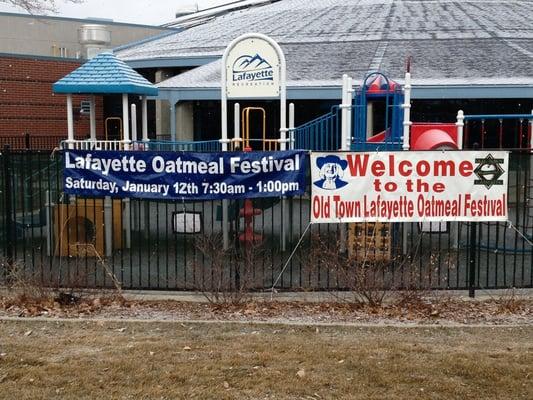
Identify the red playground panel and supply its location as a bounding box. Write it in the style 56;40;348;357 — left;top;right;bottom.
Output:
410;123;458;150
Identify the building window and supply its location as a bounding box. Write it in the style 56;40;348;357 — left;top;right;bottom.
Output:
51;45;69;58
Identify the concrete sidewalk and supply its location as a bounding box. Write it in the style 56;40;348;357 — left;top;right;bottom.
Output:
120;288;533;302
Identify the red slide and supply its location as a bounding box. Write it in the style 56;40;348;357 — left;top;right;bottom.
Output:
410;123;458;150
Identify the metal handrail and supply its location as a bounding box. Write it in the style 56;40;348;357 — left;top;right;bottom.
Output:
294;105;340;129
292;106;341;151
241;107;266;150
464;114;533;120
60;140;126;150
135;140;222;152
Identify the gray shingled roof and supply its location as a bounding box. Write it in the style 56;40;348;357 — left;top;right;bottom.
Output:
116;0;533;88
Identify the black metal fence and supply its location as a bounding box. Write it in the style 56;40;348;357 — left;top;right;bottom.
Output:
1;147;532;293
0;133;84;150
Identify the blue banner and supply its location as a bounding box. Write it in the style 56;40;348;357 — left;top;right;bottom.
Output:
63;149;308;200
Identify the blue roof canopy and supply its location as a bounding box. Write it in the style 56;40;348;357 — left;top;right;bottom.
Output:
53;52;158;96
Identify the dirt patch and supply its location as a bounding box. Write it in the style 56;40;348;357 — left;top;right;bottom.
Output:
0;294;531;325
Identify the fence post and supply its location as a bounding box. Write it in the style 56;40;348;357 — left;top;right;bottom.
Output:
468;221;477;298
104;196;113;257
456;110;464;150
24;132;30;150
530;109;533;150
2;145;14;272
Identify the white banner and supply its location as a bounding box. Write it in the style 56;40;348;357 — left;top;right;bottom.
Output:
310;151;509;223
225;37;280;99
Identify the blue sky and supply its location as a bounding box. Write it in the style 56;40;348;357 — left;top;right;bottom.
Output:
0;0;233;25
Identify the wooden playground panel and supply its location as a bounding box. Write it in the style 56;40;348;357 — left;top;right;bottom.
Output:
347;222;392;262
53;199;123;257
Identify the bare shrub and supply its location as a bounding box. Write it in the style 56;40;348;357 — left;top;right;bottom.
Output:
494;288;529;314
1;260;124;316
307;231;392;306
1;261;55;307
52;243;125;308
68;243;123;293
0;244;123;313
306;229;435;308
393;253;432;308
351;263;392;307
193;233;265;306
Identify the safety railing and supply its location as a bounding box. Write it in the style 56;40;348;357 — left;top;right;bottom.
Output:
463;114;533;150
292;103;404;152
231;138;280;151
135;140;222;152
57;139;284;152
1;134;77;150
293;106;342;151
60;140;126;151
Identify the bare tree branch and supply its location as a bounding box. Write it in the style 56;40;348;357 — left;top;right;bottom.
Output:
1;0;84;14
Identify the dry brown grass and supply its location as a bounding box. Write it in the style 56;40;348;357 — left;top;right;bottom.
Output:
0;320;531;399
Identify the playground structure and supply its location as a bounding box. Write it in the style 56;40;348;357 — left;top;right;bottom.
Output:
48;51;157;256
53;198;122;257
6;33;526;279
300;68;461;153
294;66;533;153
50;61;532;260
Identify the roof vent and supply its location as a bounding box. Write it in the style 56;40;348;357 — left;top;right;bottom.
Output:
175;3;199;17
79;24;111;45
78;24;111;59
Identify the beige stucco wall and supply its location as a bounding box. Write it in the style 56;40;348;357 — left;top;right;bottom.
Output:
0;13;171;58
176;102;194;141
155;69;172;139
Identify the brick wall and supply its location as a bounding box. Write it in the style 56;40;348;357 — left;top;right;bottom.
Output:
0;55;104;148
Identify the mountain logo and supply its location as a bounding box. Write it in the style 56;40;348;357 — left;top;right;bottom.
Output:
473;154;505;189
232;53;274;82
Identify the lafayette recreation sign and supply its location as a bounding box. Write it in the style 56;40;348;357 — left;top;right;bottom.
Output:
224;35;282;99
311;151;509;223
63;149;307;200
